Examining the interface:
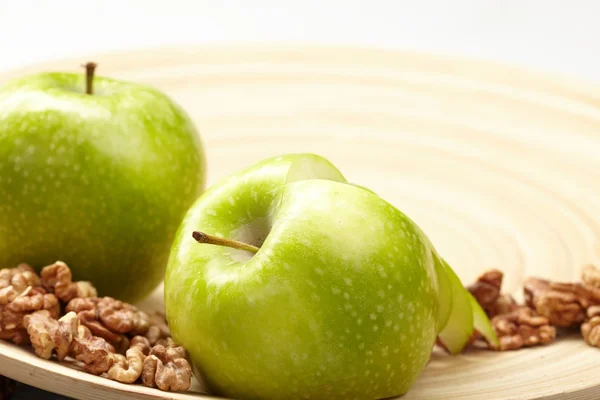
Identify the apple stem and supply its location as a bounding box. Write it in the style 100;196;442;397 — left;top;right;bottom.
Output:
82;62;97;95
192;231;259;254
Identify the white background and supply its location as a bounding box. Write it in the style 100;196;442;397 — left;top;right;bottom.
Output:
1;0;600;82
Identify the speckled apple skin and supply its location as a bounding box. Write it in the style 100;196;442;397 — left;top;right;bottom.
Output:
165;154;441;400
0;73;206;302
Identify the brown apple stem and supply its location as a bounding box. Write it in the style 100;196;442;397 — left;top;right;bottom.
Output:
82;62;97;95
192;231;259;254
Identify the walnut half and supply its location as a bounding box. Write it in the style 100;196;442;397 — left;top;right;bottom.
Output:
523;277;600;327
107;336;151;384
491;307;556;351
142;340;192;392
0;264;40;305
467;269;502;313
581;305;600;348
66;296;150;350
582;264;600;289
23;311;79;360
0;286;60;345
467;269;518;318
40;261;97;303
70;325;116;375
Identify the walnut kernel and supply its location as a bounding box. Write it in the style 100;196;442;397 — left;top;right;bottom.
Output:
581;305;600;348
523;277;595;327
142;340;192;392
107;336;151;384
40;261;97;303
491;307;556;351
582;264;600;289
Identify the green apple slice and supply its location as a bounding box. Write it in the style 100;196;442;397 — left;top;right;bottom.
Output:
433;254;453;334
284;155;347;184
436;259;474;354
285;158;380;198
469;292;499;347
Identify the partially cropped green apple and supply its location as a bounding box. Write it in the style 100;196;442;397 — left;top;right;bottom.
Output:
0;64;206;301
165;153;494;399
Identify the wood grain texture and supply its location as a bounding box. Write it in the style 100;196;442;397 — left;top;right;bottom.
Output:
1;45;600;400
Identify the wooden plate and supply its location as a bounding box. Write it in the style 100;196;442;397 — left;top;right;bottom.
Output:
1;46;600;400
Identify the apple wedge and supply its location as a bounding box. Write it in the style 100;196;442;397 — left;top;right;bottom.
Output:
469;291;499;347
433;254;453;334
436;258;498;353
436;259;474;354
284;154;347;184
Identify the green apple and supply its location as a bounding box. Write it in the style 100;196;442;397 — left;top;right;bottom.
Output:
165;153;491;399
0;65;206;301
165;153;490;398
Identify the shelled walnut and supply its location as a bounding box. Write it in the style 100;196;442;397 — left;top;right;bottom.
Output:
467;269;518;318
467;269;554;351
581;305;600;347
581;264;600;289
524;278;591;327
40;262;97;303
107;336;150;384
0;264;40;305
490;307;556;351
65;296;150;351
21;308;116;375
23;310;79;360
524;266;600;328
0;261;192;393
467;269;502;314
0;286;59;345
490;294;519;317
70;324;117;375
97;297;150;335
142;338;192;392
66;298;120;346
524;265;600;349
